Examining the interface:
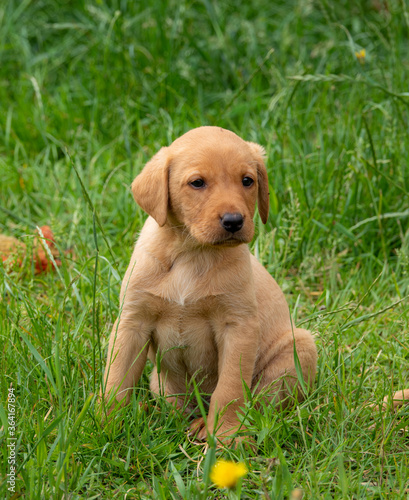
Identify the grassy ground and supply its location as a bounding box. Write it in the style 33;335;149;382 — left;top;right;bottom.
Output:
1;0;409;498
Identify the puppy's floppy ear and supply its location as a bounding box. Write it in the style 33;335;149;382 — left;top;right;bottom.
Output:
131;147;170;227
247;142;269;224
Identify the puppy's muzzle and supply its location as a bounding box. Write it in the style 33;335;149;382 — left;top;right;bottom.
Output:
220;213;244;234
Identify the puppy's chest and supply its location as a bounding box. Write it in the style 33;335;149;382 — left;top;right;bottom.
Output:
160;263;215;306
147;297;219;375
151;298;217;350
141;255;227;306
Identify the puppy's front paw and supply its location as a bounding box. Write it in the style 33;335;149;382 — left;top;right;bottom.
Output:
188;417;253;449
188;417;207;441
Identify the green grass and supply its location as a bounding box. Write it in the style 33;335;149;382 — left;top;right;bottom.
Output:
1;0;409;498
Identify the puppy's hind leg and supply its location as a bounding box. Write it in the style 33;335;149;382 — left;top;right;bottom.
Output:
253;328;317;408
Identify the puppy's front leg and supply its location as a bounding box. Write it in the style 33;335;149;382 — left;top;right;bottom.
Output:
194;317;259;442
103;311;152;408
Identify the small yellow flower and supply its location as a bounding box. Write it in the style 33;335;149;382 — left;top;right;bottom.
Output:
210;460;248;489
355;49;366;63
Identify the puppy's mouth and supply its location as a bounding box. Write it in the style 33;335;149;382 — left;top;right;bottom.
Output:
212;236;246;247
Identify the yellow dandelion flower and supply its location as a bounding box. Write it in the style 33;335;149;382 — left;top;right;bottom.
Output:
355;49;366;62
210;460;248;489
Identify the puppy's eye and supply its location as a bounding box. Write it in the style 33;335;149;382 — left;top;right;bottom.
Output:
189;179;206;189
242;177;254;187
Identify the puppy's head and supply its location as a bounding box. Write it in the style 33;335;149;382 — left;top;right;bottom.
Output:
132;126;269;246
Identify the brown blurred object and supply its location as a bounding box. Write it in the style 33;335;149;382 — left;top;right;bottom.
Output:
0;225;61;273
371;0;389;13
380;389;409;411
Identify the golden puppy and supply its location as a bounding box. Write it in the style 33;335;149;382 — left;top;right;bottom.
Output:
103;126;317;442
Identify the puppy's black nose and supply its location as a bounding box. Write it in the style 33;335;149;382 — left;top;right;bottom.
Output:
220;213;244;233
